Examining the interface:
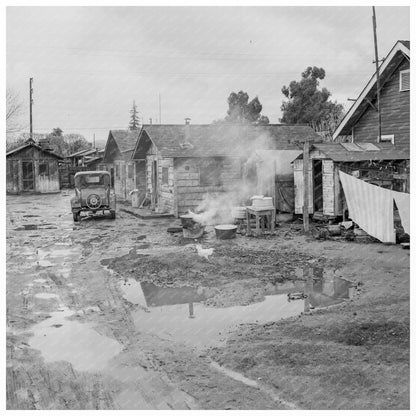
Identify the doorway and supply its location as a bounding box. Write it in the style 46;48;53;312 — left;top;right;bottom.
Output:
22;161;35;191
152;160;158;207
313;160;323;212
110;168;115;188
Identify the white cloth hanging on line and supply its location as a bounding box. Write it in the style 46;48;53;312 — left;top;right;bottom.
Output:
392;190;410;235
339;171;395;243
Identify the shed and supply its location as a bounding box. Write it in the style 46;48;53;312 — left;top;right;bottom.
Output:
102;130;140;200
6;139;64;194
293;142;409;218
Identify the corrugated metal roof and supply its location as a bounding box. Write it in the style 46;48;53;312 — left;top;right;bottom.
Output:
134;124;320;159
303;142;409;162
67;148;96;158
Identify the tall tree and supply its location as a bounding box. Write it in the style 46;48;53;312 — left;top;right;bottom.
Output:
129;101;141;131
223;91;269;125
280;66;344;139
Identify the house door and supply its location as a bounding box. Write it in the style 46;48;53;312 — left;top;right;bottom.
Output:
22;161;35;191
313;160;323;212
152;160;158;206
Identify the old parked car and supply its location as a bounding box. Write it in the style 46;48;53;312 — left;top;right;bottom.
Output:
70;171;116;221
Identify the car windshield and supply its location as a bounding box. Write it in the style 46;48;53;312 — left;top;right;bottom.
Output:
75;174;110;188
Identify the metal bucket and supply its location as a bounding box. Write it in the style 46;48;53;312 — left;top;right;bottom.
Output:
215;224;237;239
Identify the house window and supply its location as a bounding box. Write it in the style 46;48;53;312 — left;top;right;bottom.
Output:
400;70;410;91
39;161;49;176
128;164;134;179
115;164;120;179
162;167;169;185
200;159;223;186
379;134;395;144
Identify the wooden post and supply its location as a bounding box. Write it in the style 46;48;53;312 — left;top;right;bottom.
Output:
372;6;382;141
303;140;310;232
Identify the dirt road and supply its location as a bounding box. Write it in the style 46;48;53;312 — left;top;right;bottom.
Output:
6;193;410;410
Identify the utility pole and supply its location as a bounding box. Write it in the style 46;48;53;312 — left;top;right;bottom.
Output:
303;140;310;233
29;77;33;140
372;6;382;141
93;133;96;149
159;93;162;124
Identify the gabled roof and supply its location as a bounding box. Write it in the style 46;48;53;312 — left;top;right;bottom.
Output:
294;142;409;162
103;130;140;162
109;130;140;152
333;40;410;139
6;142;64;159
132;124;320;159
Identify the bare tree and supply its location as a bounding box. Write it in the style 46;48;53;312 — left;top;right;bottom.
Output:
6;89;24;135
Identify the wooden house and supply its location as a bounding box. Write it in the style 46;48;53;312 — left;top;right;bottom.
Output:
102;130;140;200
6;139;64;194
333;40;410;150
132;122;319;217
294;40;410;219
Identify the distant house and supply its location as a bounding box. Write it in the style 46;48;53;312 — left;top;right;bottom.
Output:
132;122;319;216
66;148;104;167
293;40;410;219
102;130;140;200
6;139;64;194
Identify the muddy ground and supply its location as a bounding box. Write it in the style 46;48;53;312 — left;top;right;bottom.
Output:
6;193;410;410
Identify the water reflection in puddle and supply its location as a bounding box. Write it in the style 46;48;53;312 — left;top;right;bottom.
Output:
29;307;122;372
120;269;354;349
34;293;59;299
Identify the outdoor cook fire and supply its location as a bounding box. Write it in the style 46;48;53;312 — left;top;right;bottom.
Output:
180;212;205;238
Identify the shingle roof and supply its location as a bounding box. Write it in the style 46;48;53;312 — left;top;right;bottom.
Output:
110;130;140;152
295;142;409;162
133;124;320;159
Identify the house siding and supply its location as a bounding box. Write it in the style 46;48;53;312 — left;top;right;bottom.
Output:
174;157;242;216
353;59;410;150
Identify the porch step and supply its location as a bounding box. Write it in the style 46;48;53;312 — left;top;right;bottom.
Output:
120;206;174;219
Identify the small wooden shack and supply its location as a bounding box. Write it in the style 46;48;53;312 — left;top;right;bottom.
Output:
293;142;409;218
6;139;64;194
102;130;140;200
132;123;319;216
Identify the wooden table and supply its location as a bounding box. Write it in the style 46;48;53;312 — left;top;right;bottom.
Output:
246;206;276;236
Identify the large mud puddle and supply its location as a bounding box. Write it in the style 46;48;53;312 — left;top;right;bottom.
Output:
119;270;355;349
28;307;123;372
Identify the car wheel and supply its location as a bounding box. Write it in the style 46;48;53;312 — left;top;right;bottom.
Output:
73;212;80;222
110;210;116;220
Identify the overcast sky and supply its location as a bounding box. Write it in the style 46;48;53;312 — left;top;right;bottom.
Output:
6;6;410;143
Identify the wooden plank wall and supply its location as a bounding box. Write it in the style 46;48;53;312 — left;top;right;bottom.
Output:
353;59;410;149
174;157;242;216
293;159;313;214
322;160;335;216
7;147;61;194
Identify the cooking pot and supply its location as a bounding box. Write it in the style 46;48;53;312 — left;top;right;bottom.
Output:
179;214;196;228
215;224;237;239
